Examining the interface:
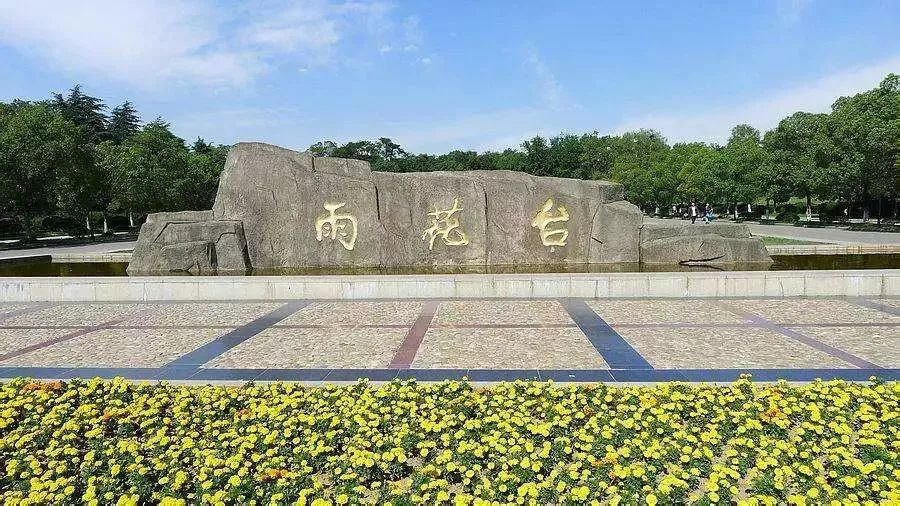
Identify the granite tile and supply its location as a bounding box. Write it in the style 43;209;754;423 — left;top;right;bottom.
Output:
432;300;572;325
205;327;408;369
0;328;79;357
787;325;899;368
616;327;850;369
3;304;145;326
278;301;424;326
413;327;608;369
733;298;897;324
122;303;282;326
586;299;744;325
2;327;229;368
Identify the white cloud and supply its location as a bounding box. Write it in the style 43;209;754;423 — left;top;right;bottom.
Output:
615;56;900;144
776;0;814;23
0;0;413;89
525;51;567;110
420;57;432;65
377;108;553;153
171;106;311;148
0;1;259;88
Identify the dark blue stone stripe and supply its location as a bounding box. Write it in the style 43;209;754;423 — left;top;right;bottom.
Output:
849;297;900;317
561;299;652;369
164;300;311;368
0;367;897;382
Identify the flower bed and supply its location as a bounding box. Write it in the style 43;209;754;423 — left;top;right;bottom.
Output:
0;377;897;504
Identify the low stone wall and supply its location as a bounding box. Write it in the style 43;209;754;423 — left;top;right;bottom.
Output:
51;252;133;263
767;244;900;256
1;270;895;301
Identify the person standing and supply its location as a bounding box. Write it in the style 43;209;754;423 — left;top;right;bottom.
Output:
690;201;698;224
704;204;715;223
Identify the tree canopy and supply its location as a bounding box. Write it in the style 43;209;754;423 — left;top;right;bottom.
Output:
0;75;897;240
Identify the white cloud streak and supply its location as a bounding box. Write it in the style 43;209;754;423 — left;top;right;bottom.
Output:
525;52;566;110
615;57;900;144
0;0;407;89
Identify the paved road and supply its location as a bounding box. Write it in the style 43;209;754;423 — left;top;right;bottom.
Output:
0;298;896;383
645;217;900;245
0;241;136;260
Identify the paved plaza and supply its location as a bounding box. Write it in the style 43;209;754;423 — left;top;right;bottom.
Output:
0;297;896;382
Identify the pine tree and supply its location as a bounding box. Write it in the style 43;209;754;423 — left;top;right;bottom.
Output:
51;84;108;141
107;101;141;143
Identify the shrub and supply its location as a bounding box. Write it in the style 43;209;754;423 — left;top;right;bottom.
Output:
0;377;896;504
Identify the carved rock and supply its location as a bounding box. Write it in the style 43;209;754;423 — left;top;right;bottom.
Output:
127;211;250;275
129;142;771;274
640;223;771;264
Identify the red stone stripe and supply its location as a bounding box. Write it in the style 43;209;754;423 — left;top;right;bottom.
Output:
711;301;881;369
0;318;127;362
0;303;51;322
432;323;577;329
389;301;440;369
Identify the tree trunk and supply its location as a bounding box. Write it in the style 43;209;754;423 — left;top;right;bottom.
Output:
85;215;94;240
20;213;36;244
102;212;109;235
805;195;812;221
128;212;134;228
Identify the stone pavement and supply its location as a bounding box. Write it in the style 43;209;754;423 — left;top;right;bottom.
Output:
644;217;900;245
0;298;896;383
0;240;136;260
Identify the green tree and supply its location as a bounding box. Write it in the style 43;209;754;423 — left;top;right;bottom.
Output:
763;112;836;219
107;101;141;144
675;144;726;205
51;85;108;142
122;119;192;214
829;74;900;221
187;138;230;209
522;136;553;176
721;124;765;218
0;103;90;240
578;133;619;180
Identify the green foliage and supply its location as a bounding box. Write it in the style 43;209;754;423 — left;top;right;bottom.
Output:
107;101;141;144
0;75;898;239
0;103;91;238
51;85;108;142
0;88;231;240
829;74;900;201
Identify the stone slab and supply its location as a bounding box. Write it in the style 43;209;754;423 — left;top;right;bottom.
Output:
205;327;408;369
615;327;851;369
131;142;769;272
1;271;897;301
412;327;609;369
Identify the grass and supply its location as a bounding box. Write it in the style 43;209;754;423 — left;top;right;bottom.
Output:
757;236;832;246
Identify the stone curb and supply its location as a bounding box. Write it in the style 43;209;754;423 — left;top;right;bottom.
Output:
767;244;900;255
0;270;896;301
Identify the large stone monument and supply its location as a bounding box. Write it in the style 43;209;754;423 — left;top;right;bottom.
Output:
128;142;771;274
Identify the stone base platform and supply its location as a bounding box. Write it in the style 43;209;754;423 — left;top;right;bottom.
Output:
0;297;896;383
1;270;896;302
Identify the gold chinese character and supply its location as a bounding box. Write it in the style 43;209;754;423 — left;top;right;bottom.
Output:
422;198;470;250
531;198;569;247
315;202;358;251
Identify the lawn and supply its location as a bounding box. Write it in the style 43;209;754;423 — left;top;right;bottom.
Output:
0;377;896;505
757;236;831;246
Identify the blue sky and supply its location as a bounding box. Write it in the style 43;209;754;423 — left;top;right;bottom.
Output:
1;0;898;153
